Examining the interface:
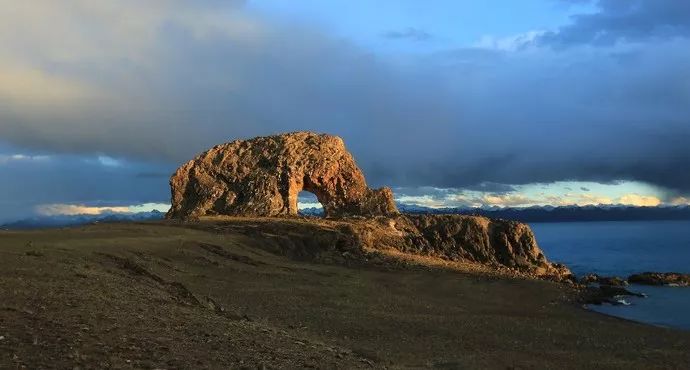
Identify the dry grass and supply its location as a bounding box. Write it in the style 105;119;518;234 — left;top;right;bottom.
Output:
0;220;689;369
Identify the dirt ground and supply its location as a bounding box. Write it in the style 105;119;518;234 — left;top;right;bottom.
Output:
1;220;689;369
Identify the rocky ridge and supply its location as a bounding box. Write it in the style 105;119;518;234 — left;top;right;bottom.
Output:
190;215;572;280
579;272;690;288
351;215;571;278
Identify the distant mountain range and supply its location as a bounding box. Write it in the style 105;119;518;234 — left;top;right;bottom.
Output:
300;204;690;223
0;210;165;230
4;204;690;230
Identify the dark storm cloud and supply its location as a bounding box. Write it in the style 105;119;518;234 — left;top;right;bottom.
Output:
463;182;517;194
0;145;172;222
383;27;433;41
1;0;690;211
363;27;690;195
392;187;455;200
542;0;690;46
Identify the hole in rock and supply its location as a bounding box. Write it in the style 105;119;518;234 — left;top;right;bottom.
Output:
297;191;324;217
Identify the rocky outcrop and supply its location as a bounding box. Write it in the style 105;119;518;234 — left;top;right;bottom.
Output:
393;214;574;278
357;215;572;278
628;272;690;287
166;132;397;219
583;285;646;306
399;216;536;264
167;132;571;279
189;215;572;279
579;274;628;287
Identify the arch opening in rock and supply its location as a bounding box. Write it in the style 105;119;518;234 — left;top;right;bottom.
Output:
297;190;324;217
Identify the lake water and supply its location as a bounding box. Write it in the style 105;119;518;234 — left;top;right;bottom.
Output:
531;221;690;330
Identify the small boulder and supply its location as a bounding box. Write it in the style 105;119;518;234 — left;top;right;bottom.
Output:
578;274;628;286
579;273;600;285
598;285;644;298
584;285;646;306
598;276;628;287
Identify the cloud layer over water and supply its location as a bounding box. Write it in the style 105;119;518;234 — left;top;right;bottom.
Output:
0;0;689;217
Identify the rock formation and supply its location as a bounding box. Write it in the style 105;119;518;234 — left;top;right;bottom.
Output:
190;215;572;279
168;132;571;279
166;132;398;219
401;215;561;272
349;215;572;278
628;272;690;287
583;285;646;306
578;274;628;286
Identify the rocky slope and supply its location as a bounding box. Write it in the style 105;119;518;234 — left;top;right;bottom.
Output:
396;215;571;277
166;132;397;219
193;215;572;279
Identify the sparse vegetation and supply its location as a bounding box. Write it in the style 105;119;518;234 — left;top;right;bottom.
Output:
1;220;689;368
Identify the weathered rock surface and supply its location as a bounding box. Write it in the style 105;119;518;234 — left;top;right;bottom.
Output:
579;273;600;285
579;274;628;286
628;272;690;287
359;215;572;278
194;215;572;279
166;132;398;219
168;132;570;279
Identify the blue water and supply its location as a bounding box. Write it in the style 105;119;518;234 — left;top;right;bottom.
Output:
531;220;690;330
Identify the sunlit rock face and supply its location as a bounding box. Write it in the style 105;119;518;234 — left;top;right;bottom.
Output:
394;214;570;276
166;132;398;219
167;131;571;279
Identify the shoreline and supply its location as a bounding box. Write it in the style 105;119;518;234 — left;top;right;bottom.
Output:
582;304;672;330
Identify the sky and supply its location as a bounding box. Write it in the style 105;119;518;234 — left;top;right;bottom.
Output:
1;0;690;221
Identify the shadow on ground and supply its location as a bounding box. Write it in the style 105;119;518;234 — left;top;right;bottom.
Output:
1;220;689;369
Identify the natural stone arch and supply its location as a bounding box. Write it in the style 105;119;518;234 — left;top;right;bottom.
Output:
287;176;329;216
295;189;323;215
166;132;398;219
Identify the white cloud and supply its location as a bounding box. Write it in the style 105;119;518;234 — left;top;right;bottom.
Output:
97;156;122;167
297;202;322;210
479;193;534;207
550;193;614;206
36;204;130;216
125;203;171;213
395;186;669;209
35;202;169;216
670;197;690;206
617;194;662;207
396;195;450;208
474;30;546;51
0;153;51;164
